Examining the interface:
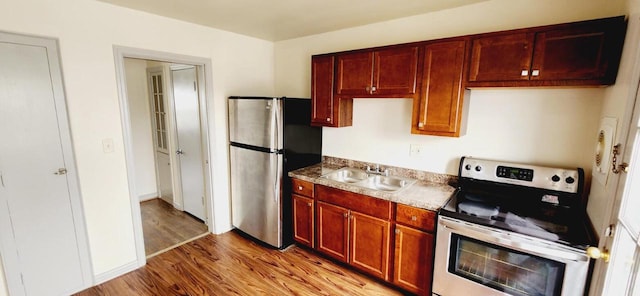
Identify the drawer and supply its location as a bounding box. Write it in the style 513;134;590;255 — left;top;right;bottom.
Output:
292;178;314;197
316;185;392;220
395;204;436;232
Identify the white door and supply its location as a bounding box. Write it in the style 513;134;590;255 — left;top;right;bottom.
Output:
596;81;640;295
0;33;91;295
171;67;206;221
148;69;174;205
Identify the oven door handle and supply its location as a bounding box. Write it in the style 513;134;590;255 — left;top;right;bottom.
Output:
440;217;589;262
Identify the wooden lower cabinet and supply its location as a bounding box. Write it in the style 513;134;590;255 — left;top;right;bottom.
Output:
292;194;314;247
350;211;391;280
317;201;349;263
393;224;434;295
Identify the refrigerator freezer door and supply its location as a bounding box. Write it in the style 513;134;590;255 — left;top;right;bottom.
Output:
228;97;283;150
230;145;283;248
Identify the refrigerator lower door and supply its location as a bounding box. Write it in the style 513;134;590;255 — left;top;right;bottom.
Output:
230;145;283;248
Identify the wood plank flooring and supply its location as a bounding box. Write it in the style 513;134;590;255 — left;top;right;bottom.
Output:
75;231;406;296
141;198;208;256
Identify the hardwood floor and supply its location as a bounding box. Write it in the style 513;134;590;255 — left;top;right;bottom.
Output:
141;198;208;256
75;231;406;296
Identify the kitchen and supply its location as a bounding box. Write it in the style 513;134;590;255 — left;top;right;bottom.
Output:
0;0;639;295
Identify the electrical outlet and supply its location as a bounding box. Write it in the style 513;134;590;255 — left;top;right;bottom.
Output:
409;144;423;157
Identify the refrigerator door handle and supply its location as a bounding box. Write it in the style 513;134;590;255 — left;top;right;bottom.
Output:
271;98;279;150
271;153;280;205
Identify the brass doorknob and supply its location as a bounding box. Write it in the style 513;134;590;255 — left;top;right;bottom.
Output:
586;247;610;262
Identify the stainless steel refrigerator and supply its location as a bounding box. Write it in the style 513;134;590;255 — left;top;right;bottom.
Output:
228;96;322;248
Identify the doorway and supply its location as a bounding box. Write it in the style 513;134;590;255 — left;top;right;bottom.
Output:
118;53;213;261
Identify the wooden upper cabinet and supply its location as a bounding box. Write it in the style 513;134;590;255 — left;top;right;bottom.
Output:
336;46;419;97
468;33;535;82
372;47;419;96
336;51;373;96
311;55;353;127
468;16;626;86
531;22;617;82
412;39;467;137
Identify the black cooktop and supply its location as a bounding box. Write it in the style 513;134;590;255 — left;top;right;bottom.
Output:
439;157;597;250
440;187;596;250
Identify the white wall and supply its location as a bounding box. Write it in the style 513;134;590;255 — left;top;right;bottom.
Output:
275;0;625;173
0;0;274;290
124;58;158;201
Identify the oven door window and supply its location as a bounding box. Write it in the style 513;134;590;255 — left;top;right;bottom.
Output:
449;234;565;296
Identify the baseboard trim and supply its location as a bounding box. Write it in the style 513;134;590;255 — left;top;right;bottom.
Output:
138;192;158;202
93;260;141;285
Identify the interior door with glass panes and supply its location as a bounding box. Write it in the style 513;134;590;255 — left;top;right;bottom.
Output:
148;69;174;205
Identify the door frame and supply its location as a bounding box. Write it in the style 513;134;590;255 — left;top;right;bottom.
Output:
0;31;94;294
113;46;215;268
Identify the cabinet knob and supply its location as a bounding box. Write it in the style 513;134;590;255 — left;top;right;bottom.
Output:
307;202;312;207
418;122;424;128
395;229;401;234
521;70;529;76
531;69;540;76
365;86;371;92
371;86;377;92
326;117;330;122
298;186;303;190
411;215;417;221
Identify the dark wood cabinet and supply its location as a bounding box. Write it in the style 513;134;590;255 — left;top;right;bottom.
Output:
311;55;353;127
315;185;392;280
468;16;626;86
412;39;467;137
468;33;534;82
350;211;391;280
393;225;434;295
336;46;419;97
317;201;349;263
292;194;314;248
393;204;437;295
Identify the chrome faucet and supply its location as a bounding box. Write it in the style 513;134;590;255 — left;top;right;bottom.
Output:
366;164;390;176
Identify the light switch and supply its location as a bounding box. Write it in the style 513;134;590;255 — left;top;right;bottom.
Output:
102;138;114;153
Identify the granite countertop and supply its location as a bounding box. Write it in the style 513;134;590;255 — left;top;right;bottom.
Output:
288;162;456;211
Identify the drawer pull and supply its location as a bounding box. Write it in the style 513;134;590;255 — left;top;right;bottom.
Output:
521;70;529;76
298;186;303;190
411;215;417;221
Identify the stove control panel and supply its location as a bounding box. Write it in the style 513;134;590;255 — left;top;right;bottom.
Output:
460;157;582;194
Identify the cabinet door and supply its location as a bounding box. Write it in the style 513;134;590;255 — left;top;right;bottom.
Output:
317;201;349;263
350;211;391;280
393;225;434;295
373;46;419;95
468;33;535;82
311;55;335;126
531;24;611;81
292;194;314;248
336;51;373;96
413;40;466;137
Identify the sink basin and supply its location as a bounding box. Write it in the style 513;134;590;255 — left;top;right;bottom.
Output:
365;175;417;192
321;167;416;192
322;167;369;183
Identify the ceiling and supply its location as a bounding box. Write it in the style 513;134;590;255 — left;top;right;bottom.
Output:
98;0;487;41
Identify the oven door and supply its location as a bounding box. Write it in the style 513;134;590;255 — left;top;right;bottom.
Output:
433;216;590;296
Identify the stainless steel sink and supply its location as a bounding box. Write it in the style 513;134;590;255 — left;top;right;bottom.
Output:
322;167;369;183
321;167;416;192
365;175;416;192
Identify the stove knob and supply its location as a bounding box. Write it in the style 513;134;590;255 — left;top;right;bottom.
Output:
475;165;482;172
465;164;472;170
565;176;575;184
551;175;560;182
